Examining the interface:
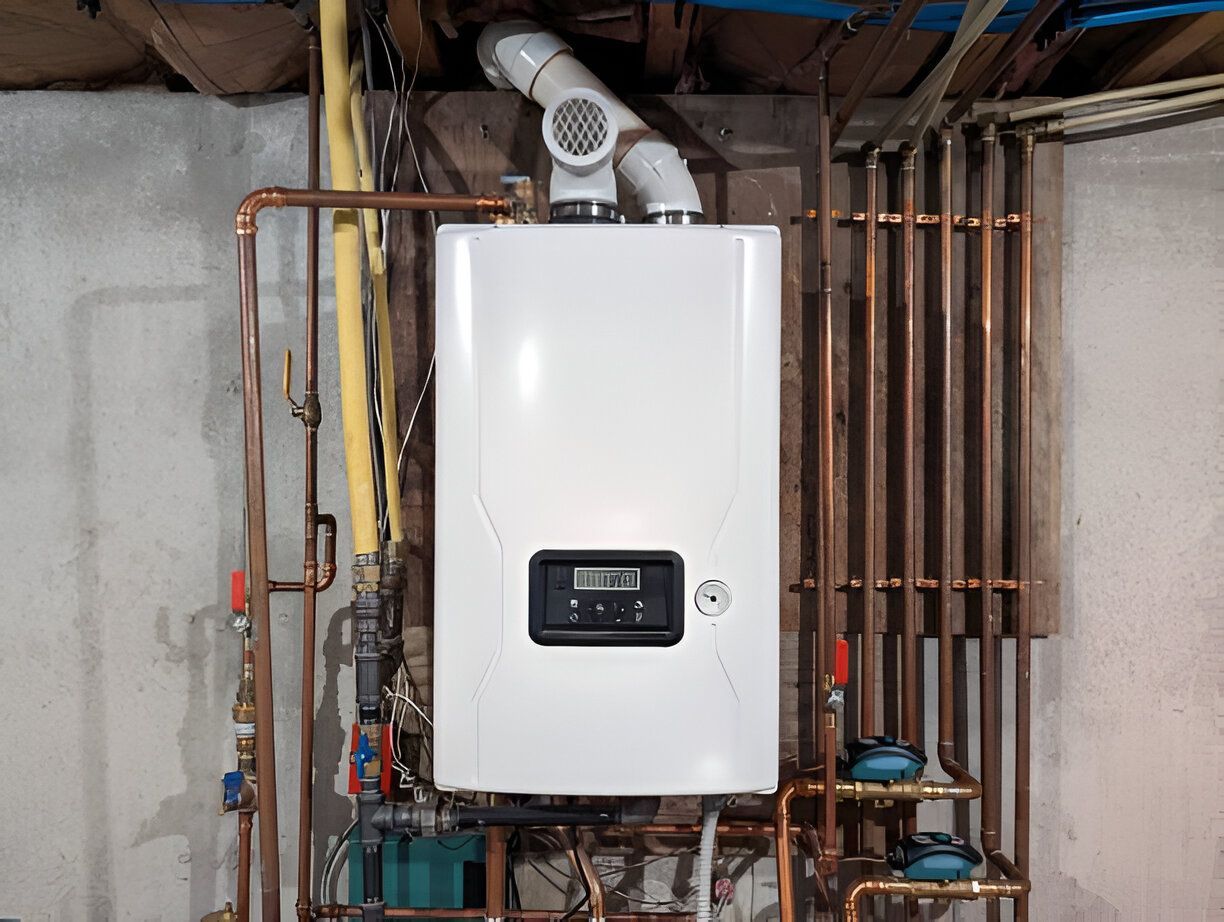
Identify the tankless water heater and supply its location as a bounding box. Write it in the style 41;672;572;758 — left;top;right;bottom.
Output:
433;223;780;796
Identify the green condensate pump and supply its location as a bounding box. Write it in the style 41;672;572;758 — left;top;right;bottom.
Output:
348;831;486;911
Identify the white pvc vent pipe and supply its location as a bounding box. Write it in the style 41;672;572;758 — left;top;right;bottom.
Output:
478;20;703;222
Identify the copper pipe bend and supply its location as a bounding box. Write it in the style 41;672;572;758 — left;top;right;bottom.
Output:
236;187;511;235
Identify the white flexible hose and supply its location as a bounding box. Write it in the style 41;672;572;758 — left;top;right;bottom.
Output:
696;795;727;922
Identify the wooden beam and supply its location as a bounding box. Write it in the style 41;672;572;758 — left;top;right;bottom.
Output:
386;0;443;77
1101;12;1224;88
644;1;697;86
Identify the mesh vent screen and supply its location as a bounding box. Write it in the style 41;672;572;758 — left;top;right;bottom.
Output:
551;97;609;157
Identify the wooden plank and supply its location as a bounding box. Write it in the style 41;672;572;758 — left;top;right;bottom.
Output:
386;0;444;77
643;1;696;86
1100;12;1224;88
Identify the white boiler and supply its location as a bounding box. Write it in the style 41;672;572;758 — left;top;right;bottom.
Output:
433;223;780;796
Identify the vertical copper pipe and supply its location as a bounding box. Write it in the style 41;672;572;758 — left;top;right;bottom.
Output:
238;229;282;921
237;640;256;922
234;188;508;922
296;31;322;922
486;827;507;919
900;145;919;747
936;128;983;798
900;145;920;854
861;146;880;738
1014;129;1035;922
939;129;957;753
816;61;839;867
977;125;1001;898
774;778;816;922
239;812;254;922
567;834;605;921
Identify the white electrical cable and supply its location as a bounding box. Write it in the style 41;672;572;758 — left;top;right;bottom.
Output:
393;353;435;478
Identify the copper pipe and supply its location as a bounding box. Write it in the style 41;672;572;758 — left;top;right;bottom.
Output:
842;876;1030;922
899;144;919;751
316;911;487;918
977;123;1002;872
505;915;694;921
238;226;282;922
505;916;693;921
237;811;253;922
315;910;693;920
315;513;339;592
988;849;1025;881
1014;128;1036;922
774;779;803;922
830;0;926;144
815;62;838;871
899;145;920;862
565;831;605;922
861;145;880;738
937;127;984;799
236;187;508;917
833;776;978;801
295;31;322;922
486;826;507;920
776;771;984;922
237;188;508;235
942;0;1065;127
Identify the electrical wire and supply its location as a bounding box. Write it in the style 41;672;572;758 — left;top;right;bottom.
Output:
394;353;434;486
385;665;433;788
363;5;437;530
321;818;358;903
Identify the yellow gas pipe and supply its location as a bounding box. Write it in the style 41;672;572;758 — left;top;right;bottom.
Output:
320;0;379;555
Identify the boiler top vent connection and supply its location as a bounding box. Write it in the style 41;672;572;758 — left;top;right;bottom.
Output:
542;89;620;223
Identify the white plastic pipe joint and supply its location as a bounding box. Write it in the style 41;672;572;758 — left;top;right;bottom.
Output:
477;20;703;223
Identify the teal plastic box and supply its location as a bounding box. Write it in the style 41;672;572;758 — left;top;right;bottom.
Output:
348;831;486;910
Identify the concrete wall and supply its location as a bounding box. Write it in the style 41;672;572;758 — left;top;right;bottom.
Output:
0;91;354;921
1028;117;1223;920
0;90;1218;921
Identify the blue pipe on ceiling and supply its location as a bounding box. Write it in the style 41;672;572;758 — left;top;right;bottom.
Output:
658;0;1224;30
163;0;1224;31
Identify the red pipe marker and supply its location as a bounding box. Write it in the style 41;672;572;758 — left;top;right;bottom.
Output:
231;570;246;613
835;638;850;686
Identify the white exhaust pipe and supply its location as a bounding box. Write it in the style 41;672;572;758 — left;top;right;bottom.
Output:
478;20;703;223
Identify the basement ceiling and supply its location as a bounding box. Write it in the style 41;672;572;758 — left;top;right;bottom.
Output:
1;1;1222;98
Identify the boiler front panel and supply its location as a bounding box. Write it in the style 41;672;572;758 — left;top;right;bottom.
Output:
433;223;781;796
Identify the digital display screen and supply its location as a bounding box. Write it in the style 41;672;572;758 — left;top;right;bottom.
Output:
574;567;640;590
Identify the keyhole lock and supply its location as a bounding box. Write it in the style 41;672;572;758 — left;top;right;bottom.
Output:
695;580;732;616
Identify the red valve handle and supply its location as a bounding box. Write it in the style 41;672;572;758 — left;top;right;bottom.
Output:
231;570;246;613
835;638;850;686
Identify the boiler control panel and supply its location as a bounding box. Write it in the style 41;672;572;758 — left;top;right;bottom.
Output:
528;550;683;646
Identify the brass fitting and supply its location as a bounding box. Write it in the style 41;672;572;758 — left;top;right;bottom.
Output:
201;902;238;922
843;876;1029;922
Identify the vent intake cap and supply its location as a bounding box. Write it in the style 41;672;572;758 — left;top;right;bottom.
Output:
543;89;618;175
